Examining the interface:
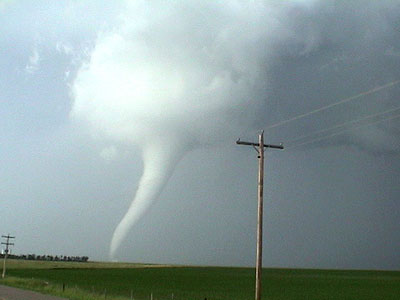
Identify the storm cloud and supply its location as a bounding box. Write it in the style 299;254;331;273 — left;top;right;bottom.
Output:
1;0;399;269
71;0;400;259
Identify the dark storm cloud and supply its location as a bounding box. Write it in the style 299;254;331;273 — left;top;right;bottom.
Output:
260;0;400;156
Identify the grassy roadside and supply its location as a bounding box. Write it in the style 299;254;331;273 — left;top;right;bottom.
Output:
1;275;128;300
1;259;173;300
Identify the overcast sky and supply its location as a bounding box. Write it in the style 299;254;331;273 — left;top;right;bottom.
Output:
1;0;399;270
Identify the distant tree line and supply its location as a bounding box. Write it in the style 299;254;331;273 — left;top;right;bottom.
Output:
0;253;89;262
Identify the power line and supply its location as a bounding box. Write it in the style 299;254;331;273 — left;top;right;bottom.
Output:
266;79;400;130
286;105;400;147
286;112;400;149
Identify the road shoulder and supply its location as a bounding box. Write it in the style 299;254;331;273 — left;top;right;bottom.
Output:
0;284;68;300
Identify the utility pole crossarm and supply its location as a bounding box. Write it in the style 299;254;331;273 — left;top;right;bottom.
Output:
236;138;284;150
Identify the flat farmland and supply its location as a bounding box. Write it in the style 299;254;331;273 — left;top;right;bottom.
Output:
1;260;399;300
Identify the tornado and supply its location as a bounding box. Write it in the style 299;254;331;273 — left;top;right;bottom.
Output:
109;140;185;259
71;1;270;258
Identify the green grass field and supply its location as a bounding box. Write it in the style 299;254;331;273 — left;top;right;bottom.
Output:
1;259;399;300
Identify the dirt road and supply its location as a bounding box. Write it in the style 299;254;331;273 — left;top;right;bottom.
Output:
0;285;67;300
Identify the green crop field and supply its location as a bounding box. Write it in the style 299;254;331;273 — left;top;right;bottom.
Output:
1;259;399;300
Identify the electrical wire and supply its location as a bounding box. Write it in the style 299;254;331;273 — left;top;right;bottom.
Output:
286;111;400;149
265;79;400;130
285;105;400;147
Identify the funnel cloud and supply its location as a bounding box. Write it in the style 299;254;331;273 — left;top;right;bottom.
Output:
71;1;276;258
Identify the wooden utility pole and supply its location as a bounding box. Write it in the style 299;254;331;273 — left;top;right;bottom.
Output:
1;234;15;279
236;131;283;300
